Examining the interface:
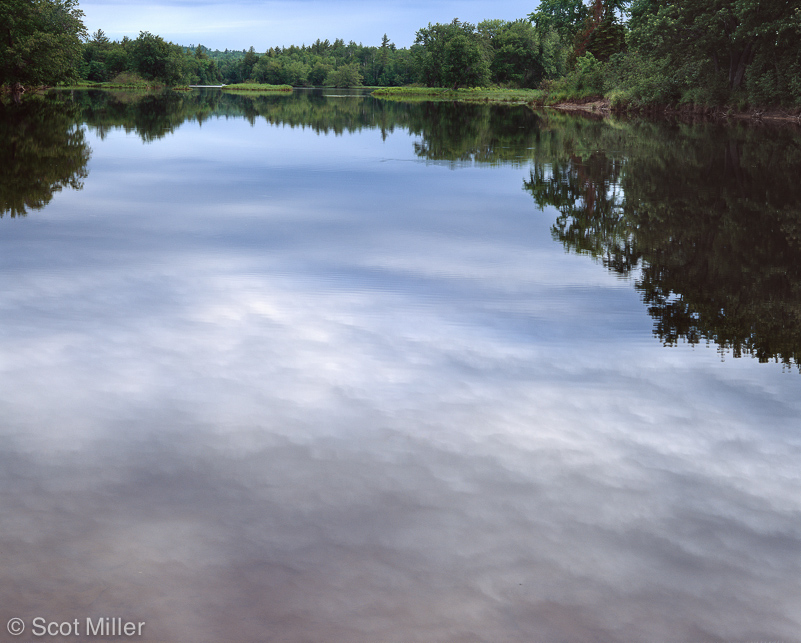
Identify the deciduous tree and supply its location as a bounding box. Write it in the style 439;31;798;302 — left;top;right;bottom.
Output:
629;0;801;95
442;34;490;89
413;19;485;87
324;63;362;87
529;0;590;40
1;0;87;91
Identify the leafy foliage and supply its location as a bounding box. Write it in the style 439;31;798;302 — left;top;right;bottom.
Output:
534;0;801;107
412;20;486;87
529;0;591;40
412;18;566;89
324;63;363;88
442;34;490;89
0;0;87;89
624;0;801;105
482;19;565;87
129;32;185;86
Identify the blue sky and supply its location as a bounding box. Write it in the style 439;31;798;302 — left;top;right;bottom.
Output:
80;0;540;50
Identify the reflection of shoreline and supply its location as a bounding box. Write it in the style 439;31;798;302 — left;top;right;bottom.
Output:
6;91;801;368
58;88;545;162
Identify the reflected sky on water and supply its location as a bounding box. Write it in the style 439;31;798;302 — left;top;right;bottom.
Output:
1;92;800;642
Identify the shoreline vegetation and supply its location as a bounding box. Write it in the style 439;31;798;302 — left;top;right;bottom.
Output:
220;83;293;93
2;1;800;118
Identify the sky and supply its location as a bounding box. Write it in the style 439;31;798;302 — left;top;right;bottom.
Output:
80;0;540;50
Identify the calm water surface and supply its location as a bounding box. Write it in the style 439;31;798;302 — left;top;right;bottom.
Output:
1;89;800;642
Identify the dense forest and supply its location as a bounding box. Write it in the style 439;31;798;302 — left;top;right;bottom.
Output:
2;0;801;106
74;21;563;91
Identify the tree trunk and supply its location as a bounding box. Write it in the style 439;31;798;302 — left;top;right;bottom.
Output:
729;39;755;90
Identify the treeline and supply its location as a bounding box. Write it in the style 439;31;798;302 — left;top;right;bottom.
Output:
79;31;408;88
3;0;801;106
82;31;223;86
206;37;415;87
78;0;801;105
78;18;565;90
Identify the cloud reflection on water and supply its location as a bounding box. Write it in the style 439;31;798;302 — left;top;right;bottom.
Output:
1;113;800;642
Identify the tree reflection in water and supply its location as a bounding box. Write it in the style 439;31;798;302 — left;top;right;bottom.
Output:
523;115;801;368
4;90;800;368
0;96;90;218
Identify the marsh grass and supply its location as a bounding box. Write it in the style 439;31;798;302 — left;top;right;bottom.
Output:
222;83;293;93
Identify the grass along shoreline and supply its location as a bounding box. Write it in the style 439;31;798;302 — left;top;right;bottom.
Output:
220;83;292;93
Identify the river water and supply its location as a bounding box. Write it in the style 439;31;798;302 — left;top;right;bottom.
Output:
1;89;800;642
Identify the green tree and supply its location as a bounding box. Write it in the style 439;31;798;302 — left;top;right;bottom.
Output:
628;0;801;101
413;19;488;87
308;61;333;86
442;34;490;89
104;45;129;79
324;63;362;87
529;0;591;40
82;29;112;82
585;13;626;61
186;52;222;85
240;46;259;81
284;60;310;86
253;56;285;84
379;33;391;67
483;19;559;87
572;0;628;60
0;0;87;91
130;31;185;85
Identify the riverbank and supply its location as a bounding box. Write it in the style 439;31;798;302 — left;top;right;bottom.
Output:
549;96;801;125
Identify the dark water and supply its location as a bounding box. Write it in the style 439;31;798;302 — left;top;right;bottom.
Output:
1;89;800;642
